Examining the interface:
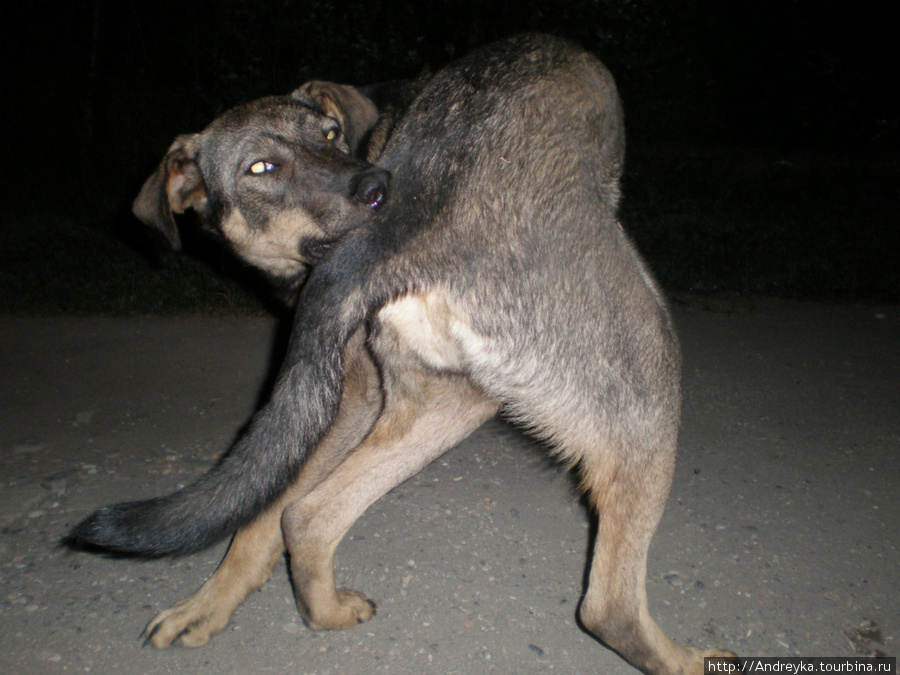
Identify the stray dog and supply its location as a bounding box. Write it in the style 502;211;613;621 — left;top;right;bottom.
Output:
68;34;736;674
130;75;426;294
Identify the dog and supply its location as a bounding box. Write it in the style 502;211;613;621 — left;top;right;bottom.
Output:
68;34;735;674
130;74;427;295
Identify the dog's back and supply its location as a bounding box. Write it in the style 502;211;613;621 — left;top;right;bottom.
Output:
352;34;679;464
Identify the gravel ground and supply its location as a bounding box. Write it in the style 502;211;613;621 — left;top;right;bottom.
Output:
0;299;897;674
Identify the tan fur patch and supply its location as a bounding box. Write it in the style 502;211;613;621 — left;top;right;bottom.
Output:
220;208;322;279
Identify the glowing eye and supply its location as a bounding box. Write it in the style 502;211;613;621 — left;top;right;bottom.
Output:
325;128;338;141
250;161;275;174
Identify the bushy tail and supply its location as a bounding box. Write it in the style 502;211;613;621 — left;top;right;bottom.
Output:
65;234;387;557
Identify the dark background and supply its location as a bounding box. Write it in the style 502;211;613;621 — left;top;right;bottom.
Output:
2;0;898;313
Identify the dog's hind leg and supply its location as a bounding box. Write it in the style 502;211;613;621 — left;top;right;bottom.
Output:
282;370;499;631
144;328;382;648
577;432;736;674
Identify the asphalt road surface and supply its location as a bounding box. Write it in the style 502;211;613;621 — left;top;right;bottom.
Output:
1;298;897;673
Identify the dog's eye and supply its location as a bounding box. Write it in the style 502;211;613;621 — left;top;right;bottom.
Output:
324;127;339;142
249;161;276;175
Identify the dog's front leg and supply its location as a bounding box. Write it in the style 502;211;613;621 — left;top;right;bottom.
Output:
282;368;499;631
143;490;292;648
144;328;382;648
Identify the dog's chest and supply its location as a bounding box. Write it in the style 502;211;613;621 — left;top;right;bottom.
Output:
373;292;483;374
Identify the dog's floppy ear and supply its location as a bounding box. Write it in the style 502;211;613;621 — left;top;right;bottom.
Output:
132;134;206;250
292;81;379;155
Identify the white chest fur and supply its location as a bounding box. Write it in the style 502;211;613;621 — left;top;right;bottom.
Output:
375;292;485;375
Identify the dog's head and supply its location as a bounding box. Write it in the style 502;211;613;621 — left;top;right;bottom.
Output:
133;82;389;284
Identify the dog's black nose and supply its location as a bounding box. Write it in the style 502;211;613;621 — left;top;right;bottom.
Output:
302;239;334;261
351;167;390;209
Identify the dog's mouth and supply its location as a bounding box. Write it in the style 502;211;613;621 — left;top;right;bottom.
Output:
301;238;335;261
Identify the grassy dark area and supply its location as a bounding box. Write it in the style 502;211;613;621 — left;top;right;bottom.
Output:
0;212;273;316
622;146;900;303
1;144;896;316
1;1;897;314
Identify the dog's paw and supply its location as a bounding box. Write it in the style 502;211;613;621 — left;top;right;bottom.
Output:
144;598;230;648
305;589;376;631
698;648;741;675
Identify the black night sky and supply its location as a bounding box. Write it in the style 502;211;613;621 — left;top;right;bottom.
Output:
1;0;898;310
